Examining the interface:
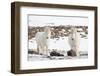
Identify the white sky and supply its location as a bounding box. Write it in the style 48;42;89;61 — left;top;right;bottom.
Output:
28;15;88;27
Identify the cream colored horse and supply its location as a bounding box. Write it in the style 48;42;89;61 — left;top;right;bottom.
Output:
35;27;51;56
68;27;80;56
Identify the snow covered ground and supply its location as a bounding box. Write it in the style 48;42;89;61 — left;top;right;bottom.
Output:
28;54;88;61
28;35;88;61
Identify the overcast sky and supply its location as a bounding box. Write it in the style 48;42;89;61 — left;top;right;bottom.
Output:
28;15;88;27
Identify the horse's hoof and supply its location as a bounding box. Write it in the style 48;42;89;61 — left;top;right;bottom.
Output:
67;49;77;57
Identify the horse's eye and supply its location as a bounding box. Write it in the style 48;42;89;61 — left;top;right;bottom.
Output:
72;38;74;40
47;37;49;39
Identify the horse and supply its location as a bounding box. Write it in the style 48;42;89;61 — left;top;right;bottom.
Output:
35;27;51;56
68;27;80;56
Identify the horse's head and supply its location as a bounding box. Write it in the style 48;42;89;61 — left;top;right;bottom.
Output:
44;26;51;39
70;27;78;40
71;27;77;33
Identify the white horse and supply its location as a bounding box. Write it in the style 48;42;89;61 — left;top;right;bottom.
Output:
35;27;51;56
68;27;80;56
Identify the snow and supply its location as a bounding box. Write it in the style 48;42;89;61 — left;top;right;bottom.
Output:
29;36;88;52
28;53;88;61
28;33;88;61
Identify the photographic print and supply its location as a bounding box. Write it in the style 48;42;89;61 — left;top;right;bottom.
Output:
28;14;88;61
11;2;97;74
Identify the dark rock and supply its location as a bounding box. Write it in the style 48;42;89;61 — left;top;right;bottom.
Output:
28;50;39;54
67;49;77;57
50;51;64;56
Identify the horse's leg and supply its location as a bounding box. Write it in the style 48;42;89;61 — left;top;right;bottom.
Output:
46;45;49;56
40;45;43;55
40;45;44;55
42;45;47;56
37;44;40;54
38;45;43;55
76;45;80;57
75;34;80;57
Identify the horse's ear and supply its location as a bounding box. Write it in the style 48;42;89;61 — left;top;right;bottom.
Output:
50;28;52;31
44;27;51;32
